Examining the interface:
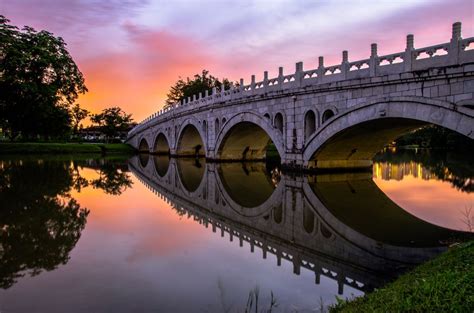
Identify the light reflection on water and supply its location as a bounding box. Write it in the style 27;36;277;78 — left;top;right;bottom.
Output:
0;150;472;313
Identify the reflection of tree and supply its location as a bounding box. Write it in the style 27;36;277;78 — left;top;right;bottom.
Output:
90;163;133;195
71;159;133;195
374;149;473;193
0;160;89;289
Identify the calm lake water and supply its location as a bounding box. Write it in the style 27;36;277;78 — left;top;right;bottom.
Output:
0;150;472;313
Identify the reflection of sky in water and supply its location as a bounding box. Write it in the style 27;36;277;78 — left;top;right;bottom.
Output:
373;162;474;232
0;167;361;313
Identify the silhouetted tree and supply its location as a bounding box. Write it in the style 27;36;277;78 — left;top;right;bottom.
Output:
0;15;88;140
71;103;89;134
90;107;133;142
165;70;234;108
0;159;89;289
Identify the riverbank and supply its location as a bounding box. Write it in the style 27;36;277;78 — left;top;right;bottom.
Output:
0;142;136;154
330;240;474;312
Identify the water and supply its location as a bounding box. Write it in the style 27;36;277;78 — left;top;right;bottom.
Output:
0;150;472;313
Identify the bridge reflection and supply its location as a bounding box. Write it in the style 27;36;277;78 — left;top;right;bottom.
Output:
130;156;471;295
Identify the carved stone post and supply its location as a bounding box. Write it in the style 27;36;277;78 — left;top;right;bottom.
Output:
404;34;414;72
341;50;348;79
295;61;303;87
369;43;378;77
449;22;462;65
317;56;325;82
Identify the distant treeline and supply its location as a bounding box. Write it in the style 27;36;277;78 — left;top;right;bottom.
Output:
395;125;474;150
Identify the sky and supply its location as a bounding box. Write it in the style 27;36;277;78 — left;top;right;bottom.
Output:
1;0;473;123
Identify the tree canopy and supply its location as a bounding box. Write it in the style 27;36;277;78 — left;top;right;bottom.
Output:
0;15;88;140
90;107;133;141
165;70;233;108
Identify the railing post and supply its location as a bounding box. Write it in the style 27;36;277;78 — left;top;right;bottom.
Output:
212;87;217;99
295;61;303;86
317;56;325;82
239;78;244;92
263;70;268;92
251;74;256;91
341;50;348;79
449;21;462;65
278;67;284;88
404;34;414;72
369;43;378;77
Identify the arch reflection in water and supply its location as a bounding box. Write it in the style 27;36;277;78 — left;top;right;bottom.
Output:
129;156;472;295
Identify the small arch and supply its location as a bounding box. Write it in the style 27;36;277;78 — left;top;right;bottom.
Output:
304;110;316;140
274;112;284;134
264;113;271;120
273;204;283;224
215;118;220;135
322;109;335;124
153;133;170;155
222;117;227;125
303;205;315;234
139;153;149;168
139;138;150;153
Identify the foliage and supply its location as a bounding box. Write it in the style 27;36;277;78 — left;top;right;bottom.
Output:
330;241;474;312
71;103;89;133
395;125;474;150
0;15;87;140
165;69;234;108
0;142;136;154
90;107;133;141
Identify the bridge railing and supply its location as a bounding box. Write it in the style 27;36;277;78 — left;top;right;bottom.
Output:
128;21;474;138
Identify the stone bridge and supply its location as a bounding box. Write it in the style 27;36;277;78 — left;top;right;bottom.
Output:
128;155;469;294
127;22;474;170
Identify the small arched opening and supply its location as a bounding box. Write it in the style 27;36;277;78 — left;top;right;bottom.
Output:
139;138;150;153
274;113;284;134
322;109;335;124
304;110;316;140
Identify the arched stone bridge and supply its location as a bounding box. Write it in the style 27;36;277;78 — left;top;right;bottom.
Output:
129;155;470;294
127;22;474;170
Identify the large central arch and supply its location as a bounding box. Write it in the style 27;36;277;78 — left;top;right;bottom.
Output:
214;112;284;161
303;96;474;169
176;120;206;157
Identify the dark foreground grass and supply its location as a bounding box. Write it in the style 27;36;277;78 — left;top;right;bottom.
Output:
0;142;136;154
330;241;474;312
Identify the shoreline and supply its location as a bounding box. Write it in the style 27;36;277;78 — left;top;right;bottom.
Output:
0;142;136;155
329;240;474;312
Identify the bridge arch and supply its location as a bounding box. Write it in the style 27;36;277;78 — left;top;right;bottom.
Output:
304;110;317;141
176;118;207;157
214;112;285;161
303;96;474;169
138;137;150;153
274;112;284;134
152;132;170;155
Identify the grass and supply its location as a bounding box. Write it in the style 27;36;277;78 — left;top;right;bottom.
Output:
0;142;136;155
330;241;474;312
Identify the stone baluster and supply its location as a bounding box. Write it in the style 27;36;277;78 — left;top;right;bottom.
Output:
278;67;284;86
295;62;303;87
263;71;268;92
369;43;378;77
192;94;196;102
212;87;217;99
239;78;244;92
341;50;348;79
317;56;325;82
251;74;256;91
404;34;414;72
187;96;191;104
449;22;462;65
205;89;209;99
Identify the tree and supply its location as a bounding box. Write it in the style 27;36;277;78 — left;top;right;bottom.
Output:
0;15;88;140
165;69;234;108
71;103;89;134
90;107;133;141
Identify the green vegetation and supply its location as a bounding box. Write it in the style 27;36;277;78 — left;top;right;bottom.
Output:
0;15;88;140
395;125;474;150
0;142;136;154
90;107;133;141
165;69;234;108
330;241;474;312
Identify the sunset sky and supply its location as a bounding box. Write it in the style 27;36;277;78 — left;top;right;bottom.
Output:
2;0;473;122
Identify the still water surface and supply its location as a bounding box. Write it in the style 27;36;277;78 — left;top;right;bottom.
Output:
0;150;472;312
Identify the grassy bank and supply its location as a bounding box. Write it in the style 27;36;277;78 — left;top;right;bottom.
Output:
0;142;136;154
330;241;474;312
